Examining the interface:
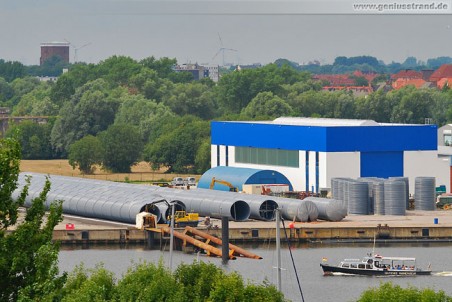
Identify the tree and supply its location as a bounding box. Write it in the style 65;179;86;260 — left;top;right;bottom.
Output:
162;82;218;119
5;121;54;159
144;116;210;173
140;56;178;79
241;91;293;119
357;282;451;302
68;135;104;174
50;79;122;156
12;83;58;116
0;77;14;105
0;59;26;82
114;93;175;141
99;124;144;173
96;55;142;87
0;136;65;301
59;264;116;302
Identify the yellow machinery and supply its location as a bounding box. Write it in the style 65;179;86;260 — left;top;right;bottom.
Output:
169;211;200;227
209;177;238;192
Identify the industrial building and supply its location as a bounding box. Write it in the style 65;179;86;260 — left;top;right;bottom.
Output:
40;42;70;65
210;117;450;194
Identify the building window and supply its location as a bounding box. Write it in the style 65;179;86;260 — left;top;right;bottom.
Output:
444;134;452;146
235;147;299;167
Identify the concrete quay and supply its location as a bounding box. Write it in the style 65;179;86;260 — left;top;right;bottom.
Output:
50;210;452;245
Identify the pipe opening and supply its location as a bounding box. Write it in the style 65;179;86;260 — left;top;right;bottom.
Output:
230;200;250;221
258;200;278;220
164;200;186;219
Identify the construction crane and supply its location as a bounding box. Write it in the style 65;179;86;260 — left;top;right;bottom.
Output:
212;33;237;66
64;39;91;63
209;177;238;192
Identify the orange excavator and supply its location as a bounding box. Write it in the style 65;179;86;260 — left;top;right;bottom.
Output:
209;177;238;192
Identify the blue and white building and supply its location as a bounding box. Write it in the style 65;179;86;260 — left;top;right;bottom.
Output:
210;117;450;193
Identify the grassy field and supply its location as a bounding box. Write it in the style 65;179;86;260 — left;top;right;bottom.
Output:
20;160;198;183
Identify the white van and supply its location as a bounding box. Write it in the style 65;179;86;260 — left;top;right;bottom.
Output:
171;177;184;186
184;177;196;187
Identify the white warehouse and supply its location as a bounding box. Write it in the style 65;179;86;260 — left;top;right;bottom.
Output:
210;117;450;194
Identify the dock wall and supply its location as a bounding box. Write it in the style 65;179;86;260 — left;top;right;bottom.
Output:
50;225;452;244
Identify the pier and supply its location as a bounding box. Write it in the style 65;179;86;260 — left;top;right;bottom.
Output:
46;210;452;245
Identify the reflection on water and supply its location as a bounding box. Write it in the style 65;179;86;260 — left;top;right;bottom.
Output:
59;241;452;302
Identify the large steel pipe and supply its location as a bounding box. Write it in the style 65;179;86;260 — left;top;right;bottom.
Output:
237;193;278;221
16;173;166;224
303;197;347;222
273;197;319;222
155;188;251;221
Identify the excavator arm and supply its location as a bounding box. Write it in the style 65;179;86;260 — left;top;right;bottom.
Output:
209;177;238;192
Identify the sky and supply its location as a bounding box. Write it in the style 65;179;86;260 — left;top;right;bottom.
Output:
1;0;452;66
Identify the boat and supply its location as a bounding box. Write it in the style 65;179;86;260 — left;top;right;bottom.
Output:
320;253;431;276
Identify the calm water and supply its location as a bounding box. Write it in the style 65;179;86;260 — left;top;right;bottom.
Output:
59;242;452;302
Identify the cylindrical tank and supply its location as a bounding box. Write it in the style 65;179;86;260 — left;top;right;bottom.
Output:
389;177;409;210
348;180;369;215
372;181;385;215
384;180;406;215
414;177;436;211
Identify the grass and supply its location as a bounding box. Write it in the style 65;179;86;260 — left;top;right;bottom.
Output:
19;160;198;183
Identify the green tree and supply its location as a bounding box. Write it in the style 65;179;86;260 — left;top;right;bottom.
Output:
0;77;14;105
0;136;65;301
194;138;211;174
357;282;452;302
114;93;175;141
140;56;178;79
96;55;142;87
162;82;217;119
68;135;104;174
215;63;307;114
0;59;26;82
5;121;54;159
59;264;116;302
115;260;183;302
99;124;144;173
50;79;122;156
144;116;210;173
241;91;293;119
12;83;58;116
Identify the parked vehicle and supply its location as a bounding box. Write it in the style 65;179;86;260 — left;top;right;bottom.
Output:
171;177;184;186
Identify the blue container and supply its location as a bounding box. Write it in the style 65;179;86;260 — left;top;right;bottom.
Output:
434;218;439;224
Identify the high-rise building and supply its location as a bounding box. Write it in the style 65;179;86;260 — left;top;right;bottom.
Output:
40;42;70;65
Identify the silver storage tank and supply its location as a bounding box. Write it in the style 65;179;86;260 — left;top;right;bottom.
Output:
384;179;406;215
414;176;436;211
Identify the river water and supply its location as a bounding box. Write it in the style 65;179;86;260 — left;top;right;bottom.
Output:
59;241;452;302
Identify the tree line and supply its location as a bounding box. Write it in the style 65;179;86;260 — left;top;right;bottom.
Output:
1;55;452;174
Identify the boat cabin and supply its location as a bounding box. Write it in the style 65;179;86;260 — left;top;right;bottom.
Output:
339;255;417;271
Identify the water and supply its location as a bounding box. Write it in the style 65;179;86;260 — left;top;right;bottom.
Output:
59;242;452;302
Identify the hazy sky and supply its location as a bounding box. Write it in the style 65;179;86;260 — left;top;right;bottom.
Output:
1;0;452;66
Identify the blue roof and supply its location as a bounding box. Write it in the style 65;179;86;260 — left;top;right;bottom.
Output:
211;121;437;152
198;166;293;191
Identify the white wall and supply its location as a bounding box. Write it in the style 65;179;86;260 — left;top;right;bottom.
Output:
324;152;361;188
404;151;450;194
308;151;317;192
215;147;362;192
211;145;218;167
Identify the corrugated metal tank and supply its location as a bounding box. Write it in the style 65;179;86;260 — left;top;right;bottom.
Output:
197;166;293;192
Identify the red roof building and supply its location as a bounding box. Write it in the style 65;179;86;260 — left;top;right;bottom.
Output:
430;64;452;82
437;77;452;89
392;78;427;90
390;69;423;80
